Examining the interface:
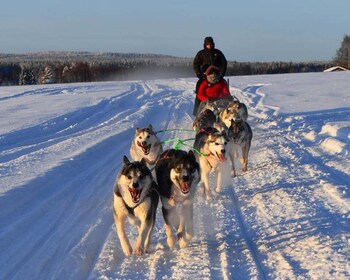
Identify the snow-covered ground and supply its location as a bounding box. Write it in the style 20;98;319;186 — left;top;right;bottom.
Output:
0;72;349;280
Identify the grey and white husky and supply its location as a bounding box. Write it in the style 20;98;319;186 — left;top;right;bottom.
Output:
130;124;163;173
218;100;248;127
155;149;200;249
227;117;253;177
194;127;231;200
113;156;159;256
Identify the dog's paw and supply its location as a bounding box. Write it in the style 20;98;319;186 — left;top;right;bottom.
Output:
215;187;221;193
167;236;176;249
206;193;213;200
123;247;133;257
144;246;150;254
133;247;144;256
185;232;192;241
178;237;188;249
231;170;236;177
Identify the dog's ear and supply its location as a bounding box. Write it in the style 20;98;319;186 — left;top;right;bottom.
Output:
123;155;130;165
188;150;196;160
148;124;153;131
140;157;147;166
221;130;230;142
135;128;141;135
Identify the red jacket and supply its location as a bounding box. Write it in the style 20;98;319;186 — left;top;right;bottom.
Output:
197;80;230;101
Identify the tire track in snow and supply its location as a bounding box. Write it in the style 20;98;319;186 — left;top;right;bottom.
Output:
198;197;230;280
227;186;268;280
0;84;140;157
284;134;350;188
234;105;350;279
0;81;178;193
0;131;126;280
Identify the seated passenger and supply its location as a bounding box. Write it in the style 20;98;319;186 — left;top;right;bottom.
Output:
197;66;230;102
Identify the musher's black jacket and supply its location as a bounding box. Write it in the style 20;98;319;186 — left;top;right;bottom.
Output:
193;48;227;79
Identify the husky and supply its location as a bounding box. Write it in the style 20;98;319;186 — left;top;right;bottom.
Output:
218;108;237;128
155;149;200;249
227;117;253;177
113;156;159;256
217;98;248;126
227;99;248;122
194;127;231;200
130;124;163;173
196;96;233;116
192;108;216;132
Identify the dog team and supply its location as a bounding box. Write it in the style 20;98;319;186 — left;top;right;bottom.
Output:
113;97;253;257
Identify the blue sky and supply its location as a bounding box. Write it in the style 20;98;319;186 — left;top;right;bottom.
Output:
0;0;349;62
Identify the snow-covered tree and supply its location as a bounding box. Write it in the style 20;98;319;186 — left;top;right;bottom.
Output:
19;65;36;85
39;65;55;84
334;34;350;69
62;65;72;83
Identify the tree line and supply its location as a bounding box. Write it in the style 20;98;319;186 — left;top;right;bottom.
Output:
0;51;334;86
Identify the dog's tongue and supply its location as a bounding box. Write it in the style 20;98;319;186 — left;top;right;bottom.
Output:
180;182;190;194
129;188;141;203
137;141;151;154
142;145;150;154
217;153;226;162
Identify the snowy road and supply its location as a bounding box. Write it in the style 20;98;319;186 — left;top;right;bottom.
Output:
0;72;349;279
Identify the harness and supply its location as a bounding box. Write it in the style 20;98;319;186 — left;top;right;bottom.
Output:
204;151;223;170
159;149;187;160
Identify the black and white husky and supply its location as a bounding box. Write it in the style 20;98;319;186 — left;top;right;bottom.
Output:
113;156;159;256
130;124;163;173
194;127;231;200
155;149;200;249
192;108;216;132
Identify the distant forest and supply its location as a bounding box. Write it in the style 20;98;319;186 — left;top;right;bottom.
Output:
0;51;333;86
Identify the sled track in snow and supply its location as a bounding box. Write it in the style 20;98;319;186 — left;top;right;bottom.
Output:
229;186;268;280
284;134;350;187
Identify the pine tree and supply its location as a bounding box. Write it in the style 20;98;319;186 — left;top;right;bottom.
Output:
334;35;350;69
62;65;71;83
19;66;36;85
